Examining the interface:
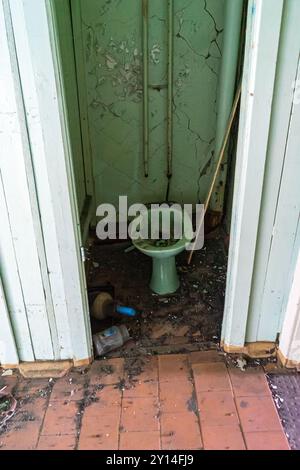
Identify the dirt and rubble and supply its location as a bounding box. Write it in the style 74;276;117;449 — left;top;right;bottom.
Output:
87;228;228;357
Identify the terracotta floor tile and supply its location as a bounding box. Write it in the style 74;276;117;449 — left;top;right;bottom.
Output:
193;362;232;392
160;379;194;413
123;379;158;398
125;356;158;383
81;400;121;422
120;431;161;450
0;396;48;449
229;367;271;397
0;394;48;449
37;434;76;450
189;350;224;365
0;355;293;451
80;407;120;433
79;413;120;450
87;384;122;410
15;378;50;396
78;433;119;450
158;354;190;382
236;396;284;433
202;425;246;450
89;358;124;386
121;397;159;432
16;395;48;422
244;431;290;450
161;412;203;450
41;400;79;436
50;374;86;402
197;391;239;426
0;421;42;450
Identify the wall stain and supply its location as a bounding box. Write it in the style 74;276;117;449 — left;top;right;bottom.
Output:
78;0;225;206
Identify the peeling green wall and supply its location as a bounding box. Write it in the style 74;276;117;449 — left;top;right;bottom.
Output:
72;0;225;207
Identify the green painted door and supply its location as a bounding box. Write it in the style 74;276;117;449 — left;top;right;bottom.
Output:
71;0;225;208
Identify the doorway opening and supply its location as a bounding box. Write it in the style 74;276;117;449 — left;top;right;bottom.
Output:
53;0;247;360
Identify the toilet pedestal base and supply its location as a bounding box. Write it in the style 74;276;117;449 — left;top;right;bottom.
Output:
150;256;179;295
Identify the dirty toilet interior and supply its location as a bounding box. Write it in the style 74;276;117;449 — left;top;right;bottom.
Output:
53;0;245;359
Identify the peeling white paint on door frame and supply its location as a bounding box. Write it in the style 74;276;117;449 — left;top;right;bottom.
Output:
0;0;93;363
20;0;93;362
0;277;19;367
221;0;284;348
1;0;54;361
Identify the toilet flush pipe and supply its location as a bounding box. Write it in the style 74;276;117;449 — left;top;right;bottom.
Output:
210;0;244;211
167;0;174;178
142;0;149;177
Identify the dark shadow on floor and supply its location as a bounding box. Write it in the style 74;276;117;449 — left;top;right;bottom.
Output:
87;228;228;357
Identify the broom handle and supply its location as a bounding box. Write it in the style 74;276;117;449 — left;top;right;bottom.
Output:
187;83;242;265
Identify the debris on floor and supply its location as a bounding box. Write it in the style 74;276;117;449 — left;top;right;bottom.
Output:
236;357;247;371
87;228;228;358
93;325;130;357
267;373;300;450
0;387;17;431
0;354;292;450
1;370;13;377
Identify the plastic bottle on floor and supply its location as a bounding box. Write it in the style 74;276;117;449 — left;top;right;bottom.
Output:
93;325;130;357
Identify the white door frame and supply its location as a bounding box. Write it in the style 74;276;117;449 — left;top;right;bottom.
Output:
221;0;284;350
0;277;19;367
245;0;300;344
1;0;92;365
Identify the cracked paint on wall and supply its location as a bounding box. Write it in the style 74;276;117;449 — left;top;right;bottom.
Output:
75;0;225;207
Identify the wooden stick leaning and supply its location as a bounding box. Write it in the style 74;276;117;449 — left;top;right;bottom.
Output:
187;83;242;265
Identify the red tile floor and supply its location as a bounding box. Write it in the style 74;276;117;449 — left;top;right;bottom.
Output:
0;351;290;450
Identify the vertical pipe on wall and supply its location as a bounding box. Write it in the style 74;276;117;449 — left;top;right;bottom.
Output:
167;0;174;178
211;0;244;211
142;0;149;177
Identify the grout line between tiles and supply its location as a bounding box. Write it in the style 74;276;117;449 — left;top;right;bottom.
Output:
189;355;205;450
117;360;125;450
225;363;248;450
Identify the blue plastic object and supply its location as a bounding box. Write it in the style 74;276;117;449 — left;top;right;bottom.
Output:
116;305;137;317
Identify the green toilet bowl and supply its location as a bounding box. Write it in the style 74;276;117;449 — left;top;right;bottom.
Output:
150;256;179;295
131;206;193;295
